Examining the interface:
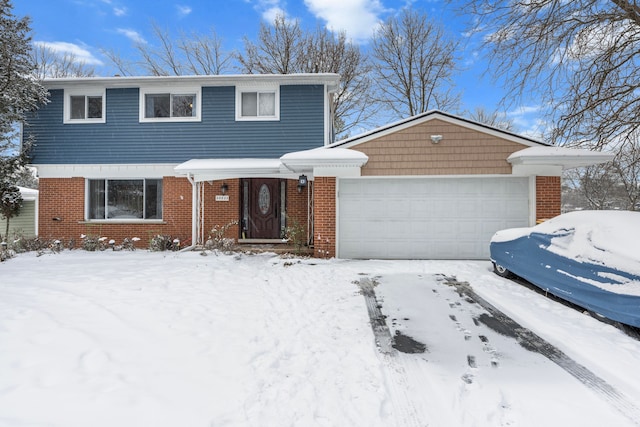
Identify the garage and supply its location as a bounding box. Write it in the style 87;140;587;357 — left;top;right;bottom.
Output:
338;176;531;259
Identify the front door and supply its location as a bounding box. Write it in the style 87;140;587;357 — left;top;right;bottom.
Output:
243;178;281;239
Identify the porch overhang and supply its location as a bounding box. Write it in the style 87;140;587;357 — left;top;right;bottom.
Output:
174;148;369;180
174;158;299;182
508;146;615;176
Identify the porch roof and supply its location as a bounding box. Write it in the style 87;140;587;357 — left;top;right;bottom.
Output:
174;158;296;182
174;148;369;182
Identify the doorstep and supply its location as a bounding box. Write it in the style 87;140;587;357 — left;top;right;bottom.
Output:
236;239;313;255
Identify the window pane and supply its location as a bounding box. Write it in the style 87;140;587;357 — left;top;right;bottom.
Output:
107;180;143;219
70;96;85;119
87;96;103;119
88;180;106;219
241;92;257;116
144;179;163;219
145;94;170;118
172;95;195;117
258;92;275;116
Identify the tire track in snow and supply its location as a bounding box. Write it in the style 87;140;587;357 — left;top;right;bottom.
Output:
443;276;640;426
358;278;429;427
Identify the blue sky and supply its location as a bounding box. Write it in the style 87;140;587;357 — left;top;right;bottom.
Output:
14;0;544;137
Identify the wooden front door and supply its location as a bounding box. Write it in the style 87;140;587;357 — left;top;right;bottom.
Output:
243;178;281;239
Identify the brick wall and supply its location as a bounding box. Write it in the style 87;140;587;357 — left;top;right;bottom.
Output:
202;179;241;240
313;177;336;258
286;179;310;243
38;177;193;248
536;176;561;222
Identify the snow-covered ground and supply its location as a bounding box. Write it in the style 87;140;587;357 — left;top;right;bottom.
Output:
1;250;639;427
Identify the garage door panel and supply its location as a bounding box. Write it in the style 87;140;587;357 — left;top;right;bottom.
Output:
338;177;530;259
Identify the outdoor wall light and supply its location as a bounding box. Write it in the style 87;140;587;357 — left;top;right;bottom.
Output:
220;182;228;195
430;135;443;144
297;174;308;193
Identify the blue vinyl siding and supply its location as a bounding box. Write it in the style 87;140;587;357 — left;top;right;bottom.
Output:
27;84;326;164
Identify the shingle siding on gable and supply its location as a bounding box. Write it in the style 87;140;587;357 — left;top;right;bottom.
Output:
352;119;524;176
28;84;325;164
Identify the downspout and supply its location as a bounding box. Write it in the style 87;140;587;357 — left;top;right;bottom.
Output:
180;172;198;252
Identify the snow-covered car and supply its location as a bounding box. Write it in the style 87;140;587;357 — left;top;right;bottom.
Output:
490;210;640;327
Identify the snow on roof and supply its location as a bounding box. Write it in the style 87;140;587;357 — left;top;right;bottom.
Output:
280;147;368;162
44;73;341;91
280;148;368;173
18;187;38;201
507;146;614;169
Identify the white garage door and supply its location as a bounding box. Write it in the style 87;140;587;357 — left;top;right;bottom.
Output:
338;177;531;259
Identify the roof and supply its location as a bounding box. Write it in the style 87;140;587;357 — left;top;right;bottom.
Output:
174;148;369;181
18;187;38;201
42;73;341;92
330;110;548;149
507;146;615;170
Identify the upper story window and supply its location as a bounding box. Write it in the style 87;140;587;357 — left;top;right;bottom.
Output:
64;89;106;124
236;86;280;121
139;87;201;122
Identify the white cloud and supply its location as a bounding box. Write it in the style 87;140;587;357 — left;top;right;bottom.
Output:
33;41;104;65
116;28;147;44
262;6;286;22
113;6;127;16
304;0;384;43
176;4;193;16
507;105;547;140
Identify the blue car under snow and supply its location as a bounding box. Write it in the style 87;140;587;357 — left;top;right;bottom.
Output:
490;210;640;328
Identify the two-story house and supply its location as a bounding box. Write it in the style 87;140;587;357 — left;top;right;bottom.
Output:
26;74;346;252
25;74;613;259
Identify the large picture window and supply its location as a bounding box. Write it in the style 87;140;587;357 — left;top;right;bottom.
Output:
139;87;201;122
88;179;163;220
236;86;279;121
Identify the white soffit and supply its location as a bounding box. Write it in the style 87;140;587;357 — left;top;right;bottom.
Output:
507;146;615;169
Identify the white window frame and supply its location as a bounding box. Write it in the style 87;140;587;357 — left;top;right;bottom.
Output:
235;85;280;121
139;86;202;123
63;88;106;124
85;178;164;223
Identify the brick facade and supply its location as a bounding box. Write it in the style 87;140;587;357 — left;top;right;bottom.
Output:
39;177;193;248
536;176;561;222
38;177;312;249
286;179;310;244
202;179;241;240
312;177;336;258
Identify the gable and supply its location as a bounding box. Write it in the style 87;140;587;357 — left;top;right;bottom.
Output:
348;118;530;176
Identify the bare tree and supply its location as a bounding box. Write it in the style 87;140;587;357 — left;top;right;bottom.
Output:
613;133;640;210
238;15;375;138
460;0;640;148
31;43;96;79
238;15;304;74
370;8;461;119
566;164;620;210
103;21;233;76
467;107;515;132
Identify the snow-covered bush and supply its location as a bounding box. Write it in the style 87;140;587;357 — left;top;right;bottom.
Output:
0;241;14;262
205;220;238;252
81;234;108;251
284;217;307;254
149;235;180;252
